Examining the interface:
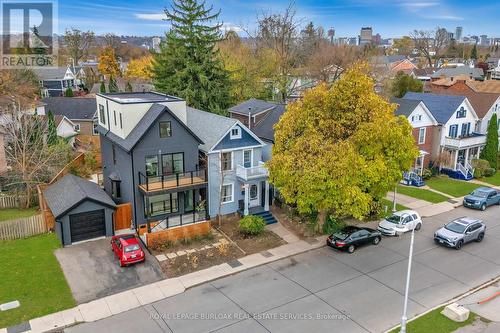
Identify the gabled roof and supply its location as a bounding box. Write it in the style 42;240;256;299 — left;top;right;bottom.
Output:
42;97;97;120
97;103;203;152
44;174;116;218
228;98;277;116
467;80;500;94
185;107;238;152
32;67;72;80
413;68;435;77
251;103;286;143
391;98;422;117
402;92;467;124
431;67;484;79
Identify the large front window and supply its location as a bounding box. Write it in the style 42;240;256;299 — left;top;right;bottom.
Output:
147;193;179;217
221;152;232;171
418;128;425;144
162;153;184;175
145;155;158;176
221;184;233;203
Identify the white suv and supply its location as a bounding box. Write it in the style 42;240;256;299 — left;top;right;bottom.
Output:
377;210;422;236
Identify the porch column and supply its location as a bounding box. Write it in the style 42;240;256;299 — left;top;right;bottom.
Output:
420;155;425;177
464;148;470;166
244;184;249;216
453;150;459;169
264;180;270;211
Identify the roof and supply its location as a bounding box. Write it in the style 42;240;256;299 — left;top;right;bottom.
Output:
413;68;435;77
431;67;484;79
372;55;407;65
431;75;473;87
43;174;116;218
185;107;237;152
466;80;500;94
431;87;498;119
42;97;97;120
391;98;422;117
251;104;286;142
228;98;277;116
97;103;203;152
97;92;180;104
32;67;71;80
402;92;466;124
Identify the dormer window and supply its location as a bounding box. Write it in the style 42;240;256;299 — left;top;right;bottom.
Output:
456;107;466;118
159;121;172;138
230;126;241;139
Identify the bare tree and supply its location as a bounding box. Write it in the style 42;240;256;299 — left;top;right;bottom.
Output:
63;28;95;65
410;27;449;68
103;33;121;51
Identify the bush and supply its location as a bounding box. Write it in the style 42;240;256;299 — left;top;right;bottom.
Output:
421;168;432;180
65;87;74;97
483;168;496;177
472;159;491;178
239;215;266;235
322;215;345;235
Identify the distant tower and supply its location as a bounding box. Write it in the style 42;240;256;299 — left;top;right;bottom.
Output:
360;27;373;45
455;27;463;42
328;27;335;43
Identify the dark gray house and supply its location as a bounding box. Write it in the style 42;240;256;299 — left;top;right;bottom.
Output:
44;174;116;246
95;92;208;232
33;67;78;97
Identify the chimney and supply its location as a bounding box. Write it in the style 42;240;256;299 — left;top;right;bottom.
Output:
248;107;252;129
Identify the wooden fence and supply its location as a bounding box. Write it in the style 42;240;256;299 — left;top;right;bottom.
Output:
0;214;46;240
0;195;25;209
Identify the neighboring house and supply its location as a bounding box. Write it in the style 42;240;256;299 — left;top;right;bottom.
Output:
486;58;500;80
42;97;99;147
430;78;500;136
95;92;272;234
401;92;486;180
54;115;79;145
33;66;79;97
431;67;485;81
466;80;500;94
43;173;116;246
229;99;286;161
411;68;435;82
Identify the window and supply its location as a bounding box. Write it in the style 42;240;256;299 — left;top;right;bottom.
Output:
119;113;123;129
159;121;172;138
250;184;258;200
111;181;121;199
418;127;426;144
221;152;232;171
161;153;184;175
112;145;116;165
449;124;458;138
460;122;471;137
411;116;415;122
230;126;241;139
221;184;233;203
243;149;252;168
99;104;106;125
92;122;98;135
113;110;117;126
74;124;80;132
145;155;158;176
456;107;467;118
418;115;422;121
184;190;194;212
147;193;179;217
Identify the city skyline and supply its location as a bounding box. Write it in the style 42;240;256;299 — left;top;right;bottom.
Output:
57;0;500;37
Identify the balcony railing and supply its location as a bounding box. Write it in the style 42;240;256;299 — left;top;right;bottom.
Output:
236;161;269;181
443;133;486;149
138;169;207;192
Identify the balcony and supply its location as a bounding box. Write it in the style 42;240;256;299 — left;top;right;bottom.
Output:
443;133;486;149
138;169;207;193
236;161;269;181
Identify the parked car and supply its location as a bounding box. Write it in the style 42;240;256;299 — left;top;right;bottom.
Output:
327;226;382;253
463;187;500;211
434;217;485;250
111;234;145;267
377;210;422;236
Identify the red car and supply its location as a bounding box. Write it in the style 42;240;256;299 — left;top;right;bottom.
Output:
111;234;145;267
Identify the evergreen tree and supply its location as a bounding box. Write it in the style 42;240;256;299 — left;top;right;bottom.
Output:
480;113;499;171
47;111;58;145
152;0;231;115
65;87;74;97
125;81;133;92
470;43;478;60
391;71;423;98
99;81;106;93
108;76;119;93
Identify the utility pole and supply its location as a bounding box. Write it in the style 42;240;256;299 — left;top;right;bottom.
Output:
400;227;415;333
392;184;397;212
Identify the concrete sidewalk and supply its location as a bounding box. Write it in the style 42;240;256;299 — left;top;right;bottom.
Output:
4;232;324;333
385;192;462;218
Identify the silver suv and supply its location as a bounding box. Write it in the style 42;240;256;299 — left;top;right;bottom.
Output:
434;217;486;250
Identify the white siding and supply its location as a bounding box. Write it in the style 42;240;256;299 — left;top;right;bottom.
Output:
441;100;478;143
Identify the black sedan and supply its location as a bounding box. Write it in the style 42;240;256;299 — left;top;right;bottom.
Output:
327;226;382;253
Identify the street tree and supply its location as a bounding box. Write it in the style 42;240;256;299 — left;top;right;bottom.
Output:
410;28;449;68
480;113;499;171
63;28;95;65
125;55;154;79
153;0;231;115
390;71;423;98
268;62;418;230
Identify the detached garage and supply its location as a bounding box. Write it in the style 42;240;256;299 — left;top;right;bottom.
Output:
44;174;116;246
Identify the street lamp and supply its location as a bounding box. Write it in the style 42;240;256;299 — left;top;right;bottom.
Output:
400;222;416;333
392;184;397;212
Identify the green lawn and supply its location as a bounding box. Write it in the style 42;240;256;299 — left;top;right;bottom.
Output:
379;198;409;217
0;208;38;222
426;176;481;198
396;185;449;203
0;234;75;328
389;306;477;333
480;172;500;186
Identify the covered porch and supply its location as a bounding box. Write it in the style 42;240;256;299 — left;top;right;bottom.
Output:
440;146;481;180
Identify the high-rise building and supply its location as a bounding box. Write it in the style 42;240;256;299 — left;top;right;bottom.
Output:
359;27;373;45
455;27;463;41
480;35;488;45
328;28;335;43
372;33;381;45
152;36;161;52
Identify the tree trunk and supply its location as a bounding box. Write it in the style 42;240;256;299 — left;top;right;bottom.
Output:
317;210;327;233
25;185;32;209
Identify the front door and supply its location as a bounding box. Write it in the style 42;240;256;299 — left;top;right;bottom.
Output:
249;183;260;207
457;149;466;165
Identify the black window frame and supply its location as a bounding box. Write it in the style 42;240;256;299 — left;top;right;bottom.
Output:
161;152;184;175
111;180;121;199
456;107;467;118
159;121;172;138
99;104;106;125
113;110;117;126
112;145;116;165
119;113;123;129
145;155;159;177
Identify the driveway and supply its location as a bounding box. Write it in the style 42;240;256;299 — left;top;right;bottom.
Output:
66;205;500;332
55;238;164;304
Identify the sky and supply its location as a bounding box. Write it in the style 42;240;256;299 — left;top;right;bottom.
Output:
56;0;500;38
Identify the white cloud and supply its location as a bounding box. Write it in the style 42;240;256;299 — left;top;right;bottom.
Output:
221;23;243;32
135;13;165;21
399;1;439;12
422;14;464;20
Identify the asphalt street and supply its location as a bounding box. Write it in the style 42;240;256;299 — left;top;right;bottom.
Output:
66;205;500;333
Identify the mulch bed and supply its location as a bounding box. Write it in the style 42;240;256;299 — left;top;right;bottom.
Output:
270;206;320;240
150;231;220;256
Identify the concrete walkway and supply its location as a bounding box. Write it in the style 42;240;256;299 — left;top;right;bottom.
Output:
2;226;324;333
385;191;462;218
